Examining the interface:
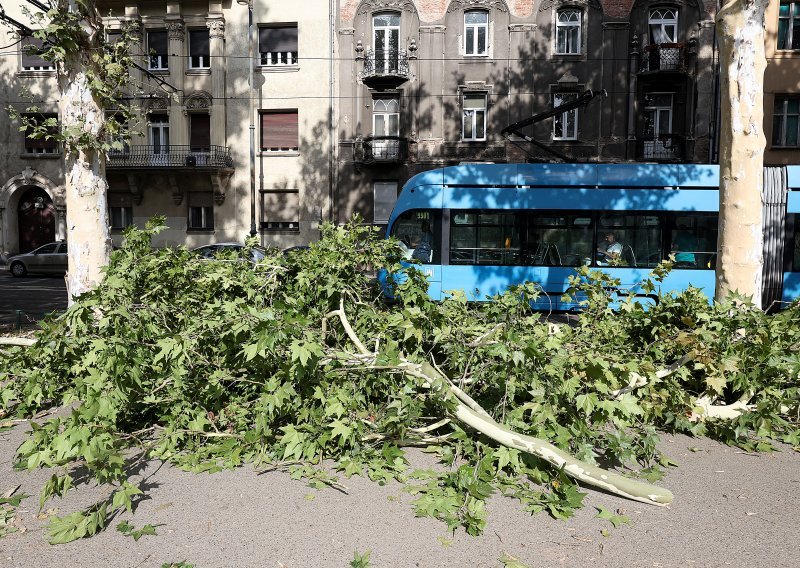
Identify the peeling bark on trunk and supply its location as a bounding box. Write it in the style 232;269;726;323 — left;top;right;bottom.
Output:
715;0;770;305
57;9;111;305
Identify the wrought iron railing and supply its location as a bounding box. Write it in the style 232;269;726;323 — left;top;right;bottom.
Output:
640;43;686;73
354;136;409;163
107;145;234;169
360;48;410;81
638;134;685;161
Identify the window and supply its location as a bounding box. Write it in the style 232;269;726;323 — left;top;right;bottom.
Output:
464;11;488;56
642;93;675;158
666;215;718;269
451;211;521;265
188;193;214;230
525;214;593;266
109;202;133;230
260;110;299;152
555;9;581;55
259;25;298;66
779;1;800;50
773;96;800;147
260;189;299;231
23;113;59;154
462;93;487;141
373;181;398;224
596;214;664;268
373;13;400;73
188;29;210;68
147;30;168;70
552;92;578;140
390;210;441;264
649;8;678;45
20;36;54;70
372;97;400;159
189;114;211;152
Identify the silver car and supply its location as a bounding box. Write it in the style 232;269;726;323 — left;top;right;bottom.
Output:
7;241;68;277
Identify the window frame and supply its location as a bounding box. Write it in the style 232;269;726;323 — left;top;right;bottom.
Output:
461;92;487;142
188;29;210;69
188;205;214;231
648;8;679;45
258;24;299;67
20;35;55;71
555;8;582;55
464;10;489;57
146;30;169;70
778;1;800;50
260;109;300;153
772;95;800;147
552;92;579;141
22;113;59;155
109;206;134;230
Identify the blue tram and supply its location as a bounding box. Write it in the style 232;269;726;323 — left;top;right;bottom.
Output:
380;163;800;310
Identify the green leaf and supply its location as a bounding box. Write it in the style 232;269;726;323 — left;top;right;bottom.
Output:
499;553;532;568
595;506;631;529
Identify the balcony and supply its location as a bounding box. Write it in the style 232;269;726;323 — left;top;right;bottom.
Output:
638;134;686;161
106;145;234;171
354;136;409;163
640;43;686;74
360;48;410;90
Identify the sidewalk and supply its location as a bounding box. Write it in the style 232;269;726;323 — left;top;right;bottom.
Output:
1;420;798;568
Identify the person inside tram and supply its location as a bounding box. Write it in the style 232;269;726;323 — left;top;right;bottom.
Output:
410;221;433;262
596;231;623;264
671;226;699;267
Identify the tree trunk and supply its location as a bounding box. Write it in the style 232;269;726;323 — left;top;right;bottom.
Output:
715;0;770;305
57;3;111;304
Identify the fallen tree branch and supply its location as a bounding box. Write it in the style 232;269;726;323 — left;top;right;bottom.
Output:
611;351;697;399
689;392;755;422
0;337;37;347
329;298;674;507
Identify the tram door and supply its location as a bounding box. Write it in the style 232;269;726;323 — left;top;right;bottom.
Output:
17;186;55;253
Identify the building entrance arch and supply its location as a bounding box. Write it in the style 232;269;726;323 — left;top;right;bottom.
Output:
0;169;64;258
17;186;56;252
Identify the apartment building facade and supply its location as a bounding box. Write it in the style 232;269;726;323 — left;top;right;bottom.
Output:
0;0;334;258
335;0;722;226
1;1;798;258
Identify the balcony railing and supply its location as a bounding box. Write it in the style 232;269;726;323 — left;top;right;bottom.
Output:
354;136;409;163
360;48;410;90
107;145;234;169
638;134;685;161
640;43;686;73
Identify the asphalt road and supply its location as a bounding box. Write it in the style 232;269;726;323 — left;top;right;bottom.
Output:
0;424;798;568
0;269;68;329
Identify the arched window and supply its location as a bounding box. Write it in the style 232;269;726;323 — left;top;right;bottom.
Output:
649;8;678;45
556;9;582;55
464;10;489;56
373;13;400;73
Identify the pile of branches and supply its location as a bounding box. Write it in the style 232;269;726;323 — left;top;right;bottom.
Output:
1;218;798;543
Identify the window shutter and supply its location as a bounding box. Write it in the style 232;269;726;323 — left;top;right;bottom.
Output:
189;30;210;58
261;111;298;150
190;114;211;150
148;31;168;55
259;26;298;52
21;36;52;69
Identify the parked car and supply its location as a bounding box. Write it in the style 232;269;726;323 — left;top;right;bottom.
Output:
191;243;268;263
7;241;68;277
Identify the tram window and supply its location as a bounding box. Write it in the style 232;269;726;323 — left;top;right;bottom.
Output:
450;210;521;265
668;215;718;269
597;214;662;268
524;214;593;266
391;210;442;264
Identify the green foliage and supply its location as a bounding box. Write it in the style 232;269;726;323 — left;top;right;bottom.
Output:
116;520;161;541
9;2;141;155
594;506;631;529
350;550;373;568
1;219;798;543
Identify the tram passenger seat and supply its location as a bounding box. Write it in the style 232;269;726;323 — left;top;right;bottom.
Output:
622;245;637;267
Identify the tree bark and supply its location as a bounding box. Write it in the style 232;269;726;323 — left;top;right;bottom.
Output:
56;2;111;304
715;0;770;305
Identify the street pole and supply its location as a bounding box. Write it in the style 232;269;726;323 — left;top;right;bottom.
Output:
238;0;257;238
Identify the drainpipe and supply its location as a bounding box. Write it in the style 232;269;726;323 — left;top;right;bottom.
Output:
237;0;257;237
